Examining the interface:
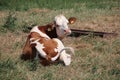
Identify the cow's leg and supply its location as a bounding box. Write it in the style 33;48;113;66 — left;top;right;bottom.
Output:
53;38;72;66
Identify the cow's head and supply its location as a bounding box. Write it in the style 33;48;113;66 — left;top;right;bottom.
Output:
54;15;76;39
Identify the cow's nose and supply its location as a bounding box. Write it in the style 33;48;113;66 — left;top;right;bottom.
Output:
64;29;71;34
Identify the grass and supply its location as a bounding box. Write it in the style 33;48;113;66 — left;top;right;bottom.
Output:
0;0;120;80
0;0;119;11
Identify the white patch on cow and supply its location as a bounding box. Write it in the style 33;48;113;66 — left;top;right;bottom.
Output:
30;39;47;58
53;38;65;54
30;26;50;39
35;43;46;58
55;15;69;26
54;48;58;52
51;52;59;61
29;38;35;43
30;38;35;41
55;15;71;38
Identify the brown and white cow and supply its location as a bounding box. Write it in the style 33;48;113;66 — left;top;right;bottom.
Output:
30;38;74;66
21;15;76;66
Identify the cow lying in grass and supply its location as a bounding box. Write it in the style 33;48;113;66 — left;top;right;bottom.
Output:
21;15;76;66
30;37;74;66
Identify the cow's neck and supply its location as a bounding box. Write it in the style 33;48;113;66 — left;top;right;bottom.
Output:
38;26;58;39
45;27;58;38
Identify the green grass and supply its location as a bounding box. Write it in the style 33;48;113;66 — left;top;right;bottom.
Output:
0;0;120;80
0;0;119;11
0;0;119;32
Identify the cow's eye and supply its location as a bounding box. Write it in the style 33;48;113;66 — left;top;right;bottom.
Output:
56;25;60;27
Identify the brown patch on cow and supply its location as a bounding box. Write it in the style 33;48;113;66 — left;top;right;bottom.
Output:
38;23;58;38
30;32;42;40
21;35;37;60
37;23;54;33
38;38;58;58
37;26;46;33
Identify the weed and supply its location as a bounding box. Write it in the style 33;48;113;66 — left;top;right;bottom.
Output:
2;12;17;32
108;68;120;76
112;39;120;55
93;41;106;52
115;58;120;64
80;35;94;43
0;58;16;70
0;26;7;33
22;22;36;33
0;59;15;80
78;49;91;57
0;58;27;80
25;60;39;71
12;41;23;50
42;71;53;80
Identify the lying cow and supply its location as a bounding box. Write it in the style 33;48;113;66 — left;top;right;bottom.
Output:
30;38;74;66
21;15;76;66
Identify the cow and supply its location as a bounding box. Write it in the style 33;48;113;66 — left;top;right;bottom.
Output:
21;15;76;66
30;38;74;66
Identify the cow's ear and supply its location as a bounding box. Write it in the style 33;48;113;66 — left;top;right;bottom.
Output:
68;17;76;24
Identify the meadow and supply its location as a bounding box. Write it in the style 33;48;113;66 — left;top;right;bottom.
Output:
0;0;120;80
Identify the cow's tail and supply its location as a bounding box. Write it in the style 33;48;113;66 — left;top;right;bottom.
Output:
59;47;75;55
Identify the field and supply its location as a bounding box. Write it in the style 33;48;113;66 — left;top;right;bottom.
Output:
0;0;120;80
